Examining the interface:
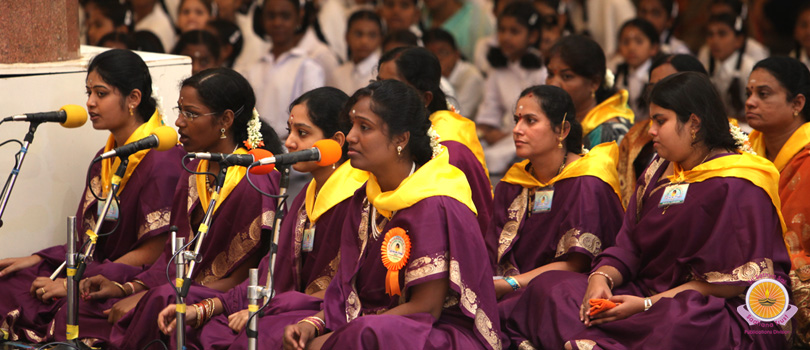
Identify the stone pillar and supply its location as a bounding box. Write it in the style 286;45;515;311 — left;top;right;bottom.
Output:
0;0;80;63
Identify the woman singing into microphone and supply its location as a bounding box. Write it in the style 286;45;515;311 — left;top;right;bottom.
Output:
0;49;187;343
155;86;368;350
56;67;284;348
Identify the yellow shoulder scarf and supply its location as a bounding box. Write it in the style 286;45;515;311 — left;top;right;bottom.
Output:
305;161;369;224
366;147;477;219
195;148;248;214
429;110;490;176
749;122;810;172
667;152;786;233
500;143;622;202
581;89;635;137
101;110;164;196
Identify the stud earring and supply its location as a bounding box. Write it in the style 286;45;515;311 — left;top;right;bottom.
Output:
220;128;227;139
397;145;402;157
795;111;800;118
129;105;134;116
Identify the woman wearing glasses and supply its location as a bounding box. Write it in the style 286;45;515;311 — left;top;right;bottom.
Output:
53;67;284;348
0;49;187;343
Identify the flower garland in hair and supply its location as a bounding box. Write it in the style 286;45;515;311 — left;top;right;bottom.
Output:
729;123;756;155
151;84;164;117
427;126;442;159
604;69;615;90
243;108;265;150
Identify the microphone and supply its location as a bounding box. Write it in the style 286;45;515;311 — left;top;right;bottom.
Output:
190;149;275;175
3;105;88;128
98;126;178;160
252;139;341;170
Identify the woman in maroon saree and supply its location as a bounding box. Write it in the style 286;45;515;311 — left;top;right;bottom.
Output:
376;46;493;239
155;87;368;350
505;72;791;349
0;49;186;344
280;80;501;350
54;68;284;348
489;86;624;344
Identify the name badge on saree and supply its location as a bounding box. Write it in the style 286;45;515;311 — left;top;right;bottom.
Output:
97;199;119;221
531;188;554;214
302;226;315;252
659;183;689;207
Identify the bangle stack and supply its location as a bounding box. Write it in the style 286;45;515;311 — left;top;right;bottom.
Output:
504;276;521;291
297;316;326;337
588;271;614;290
192;298;217;328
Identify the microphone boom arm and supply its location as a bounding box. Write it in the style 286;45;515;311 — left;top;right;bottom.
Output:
0;121;41;228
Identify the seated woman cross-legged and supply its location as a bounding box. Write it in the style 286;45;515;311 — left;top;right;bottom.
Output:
282;80;502;350
155;87;368;350
490;85;624;345
505;72;791;350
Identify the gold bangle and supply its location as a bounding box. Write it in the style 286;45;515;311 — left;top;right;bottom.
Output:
298;319;321;337
588;271;614;290
132;279;147;289
112;282;128;296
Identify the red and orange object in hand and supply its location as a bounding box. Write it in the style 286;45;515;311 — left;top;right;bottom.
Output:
381;227;411;296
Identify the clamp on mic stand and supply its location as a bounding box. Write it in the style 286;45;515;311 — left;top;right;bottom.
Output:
174;164;227;350
173;233;190;350
247;165;290;350
0;121;41;228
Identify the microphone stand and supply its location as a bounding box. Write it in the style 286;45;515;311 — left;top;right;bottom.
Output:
247;165;290;350
0;121;41;228
63;158;128;347
65;216;80;347
174;164;228;350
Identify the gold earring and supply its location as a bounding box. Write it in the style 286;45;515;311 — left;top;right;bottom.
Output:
220;128;227;139
558;112;567;149
795;111;800;117
691;131;696;140
332;163;336;170
397;145;402;157
591;90;596;99
557;137;564;148
129;105;134;116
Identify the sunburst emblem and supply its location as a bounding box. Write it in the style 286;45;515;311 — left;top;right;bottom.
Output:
746;278;789;322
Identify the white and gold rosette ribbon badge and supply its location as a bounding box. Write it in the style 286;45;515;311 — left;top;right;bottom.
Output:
737;278;797;325
381;227;411;296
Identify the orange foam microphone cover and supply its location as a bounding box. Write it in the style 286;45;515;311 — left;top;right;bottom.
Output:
313;139;342;167
151;126;179;151
249;148;275;174
59;104;88;128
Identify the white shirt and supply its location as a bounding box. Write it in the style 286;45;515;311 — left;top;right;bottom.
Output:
332;51;380;95
706;51;755;118
477;60;547;133
233;3;270;75
612;58;651;120
447;60;484;120
660;31;691;55
567;0;635;56
245;48;326;139
298;29;341;86
135;4;177;53
790;49;810;72
473;35;497;76
698;37;769;68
